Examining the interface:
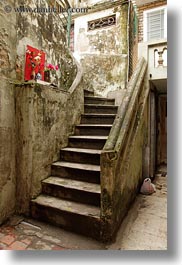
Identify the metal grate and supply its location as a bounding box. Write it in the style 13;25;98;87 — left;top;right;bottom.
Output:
88;14;116;31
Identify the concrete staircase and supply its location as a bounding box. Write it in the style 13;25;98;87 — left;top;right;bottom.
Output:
31;90;117;240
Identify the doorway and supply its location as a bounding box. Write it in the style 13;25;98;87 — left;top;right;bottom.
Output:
157;95;167;166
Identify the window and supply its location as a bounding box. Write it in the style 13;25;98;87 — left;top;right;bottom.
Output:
88;14;116;31
143;6;167;42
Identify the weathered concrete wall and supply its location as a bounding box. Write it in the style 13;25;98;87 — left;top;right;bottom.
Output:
111;97;149;236
0;82;16;224
100;59;149;240
73;4;128;96
0;0;82;222
0;0;17;224
101;92;149;240
16;0;77;89
15;83;84;214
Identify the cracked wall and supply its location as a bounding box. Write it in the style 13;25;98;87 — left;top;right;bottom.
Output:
15;83;83;215
0;0;81;224
0;0;17;224
73;4;128;96
15;0;77;89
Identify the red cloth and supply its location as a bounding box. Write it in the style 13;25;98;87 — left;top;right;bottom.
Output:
24;45;45;81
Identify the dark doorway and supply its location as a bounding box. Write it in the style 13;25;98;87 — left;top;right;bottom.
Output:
157;95;167;165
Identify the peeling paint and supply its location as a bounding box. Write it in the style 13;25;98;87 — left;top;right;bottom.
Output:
74;5;129;96
0;0;80;223
15;83;84;214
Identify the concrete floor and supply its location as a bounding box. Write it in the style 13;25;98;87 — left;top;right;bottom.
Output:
0;173;167;250
107;173;167;250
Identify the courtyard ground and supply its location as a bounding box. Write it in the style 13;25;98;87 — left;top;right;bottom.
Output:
0;169;167;251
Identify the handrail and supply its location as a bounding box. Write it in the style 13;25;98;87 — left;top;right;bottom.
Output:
103;57;147;151
68;52;83;94
49;1;82;91
54;0;72;47
66;10;72;48
115;60;147;152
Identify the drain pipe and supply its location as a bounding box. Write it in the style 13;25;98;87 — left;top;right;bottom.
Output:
126;0;131;84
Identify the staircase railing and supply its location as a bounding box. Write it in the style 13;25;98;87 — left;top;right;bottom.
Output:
100;57;149;241
104;57;147;151
53;0;72;48
47;1;82;91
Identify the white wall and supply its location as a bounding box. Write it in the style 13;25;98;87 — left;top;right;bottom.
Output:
72;4;129;96
138;39;167;81
73;8;123;59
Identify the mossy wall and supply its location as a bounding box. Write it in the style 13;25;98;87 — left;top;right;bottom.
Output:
15;83;83;214
74;3;129;96
100;81;149;241
0;0;81;223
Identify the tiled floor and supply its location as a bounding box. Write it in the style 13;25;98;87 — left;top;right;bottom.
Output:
0;221;67;250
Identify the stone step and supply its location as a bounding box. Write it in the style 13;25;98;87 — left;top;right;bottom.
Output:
84;96;115;105
75;124;112;136
81;114;116;125
51;161;100;184
84;104;118;114
60;147;101;165
42;176;101;206
68;135;108;149
84;90;94;97
30;91;117;240
31;195;101;239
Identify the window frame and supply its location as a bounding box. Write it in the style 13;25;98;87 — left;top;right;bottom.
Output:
143;5;167;42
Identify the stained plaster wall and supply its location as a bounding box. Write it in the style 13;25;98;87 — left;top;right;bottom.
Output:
15;83;83;214
101;81;149;240
0;0;17;224
73;3;129;97
16;0;77;89
0;0;82;223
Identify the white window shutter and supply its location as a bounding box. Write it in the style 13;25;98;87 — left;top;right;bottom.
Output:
147;9;164;40
144;6;167;42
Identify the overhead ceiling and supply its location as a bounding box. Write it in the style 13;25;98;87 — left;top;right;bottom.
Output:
150;79;167;93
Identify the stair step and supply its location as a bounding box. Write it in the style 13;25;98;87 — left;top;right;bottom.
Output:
30;91;117;240
68;135;108;149
60;147;101;165
61;147;102;154
42;176;101;206
31;195;101;239
84;96;115;105
52;161;100;171
69;135;107;140
84;104;118;114
75;124;112;136
81;114;116;125
51;161;100;184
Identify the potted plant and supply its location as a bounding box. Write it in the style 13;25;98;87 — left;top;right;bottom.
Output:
44;64;59;83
